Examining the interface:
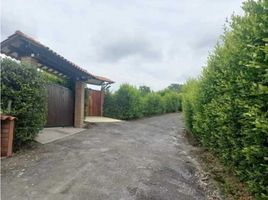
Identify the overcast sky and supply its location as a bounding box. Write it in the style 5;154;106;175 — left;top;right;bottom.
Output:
1;0;244;90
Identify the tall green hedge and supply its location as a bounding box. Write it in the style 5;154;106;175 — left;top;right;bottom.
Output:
1;58;47;147
182;0;268;198
163;91;182;113
181;79;200;132
104;84;181;120
109;84;144;120
143;93;165;116
103;89;116;118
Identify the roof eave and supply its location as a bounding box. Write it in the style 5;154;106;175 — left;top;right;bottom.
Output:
1;31;114;85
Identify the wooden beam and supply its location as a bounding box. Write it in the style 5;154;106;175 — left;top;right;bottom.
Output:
41;66;48;70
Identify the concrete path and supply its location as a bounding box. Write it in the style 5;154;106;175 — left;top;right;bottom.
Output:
84;116;122;123
1;113;210;200
36;127;86;144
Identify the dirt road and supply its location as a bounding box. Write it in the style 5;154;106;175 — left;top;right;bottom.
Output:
1;113;213;200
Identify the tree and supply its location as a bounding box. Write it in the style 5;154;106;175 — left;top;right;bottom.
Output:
139;85;151;96
167;83;183;92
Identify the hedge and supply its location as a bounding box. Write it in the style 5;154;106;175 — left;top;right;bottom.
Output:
163;91;182;113
107;84;143;120
182;1;268;198
104;83;181;119
1;58;47;147
143;93;165;116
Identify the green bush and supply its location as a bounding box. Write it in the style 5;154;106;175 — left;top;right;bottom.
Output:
163;91;182;113
42;71;72;89
1;58;47;147
104;84;182;120
143;93;165;116
181;79;200;132
182;1;268;198
139;85;151;96
113;84;143;120
103;89;117;118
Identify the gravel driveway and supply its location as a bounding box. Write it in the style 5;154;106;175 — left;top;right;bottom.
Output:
1;113;212;200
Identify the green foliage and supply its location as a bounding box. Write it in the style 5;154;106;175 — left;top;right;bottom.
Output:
182;1;268;198
108;84;143;120
163;91;182;113
181;79;200;132
167;83;183;93
103;89;117;118
42;71;72;89
104;84;181;120
139;85;151;96
1;58;47;147
84;88;90;118
143;93;165;116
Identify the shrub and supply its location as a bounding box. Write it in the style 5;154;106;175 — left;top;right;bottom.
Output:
103;89;117;118
143;93;165;116
42;71;71;88
113;84;143;120
139;85;151;96
1;58;47;147
104;84;182;120
163;91;182;113
167;83;183;93
84;88;90;117
181;79;200;132
182;1;268;197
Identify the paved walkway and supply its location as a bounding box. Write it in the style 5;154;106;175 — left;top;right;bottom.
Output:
84;116;122;123
36;127;86;144
2;113;209;200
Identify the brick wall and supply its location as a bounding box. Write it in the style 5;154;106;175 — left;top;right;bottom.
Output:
1;119;15;157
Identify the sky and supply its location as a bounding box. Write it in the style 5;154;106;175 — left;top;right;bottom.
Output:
1;0;244;91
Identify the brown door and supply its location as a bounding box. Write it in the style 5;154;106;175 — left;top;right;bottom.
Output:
88;89;103;116
46;84;74;127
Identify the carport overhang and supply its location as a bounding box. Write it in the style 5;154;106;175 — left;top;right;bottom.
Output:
1;31;114;128
0;31;114;86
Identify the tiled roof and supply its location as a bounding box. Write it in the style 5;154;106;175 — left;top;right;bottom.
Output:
1;31;114;84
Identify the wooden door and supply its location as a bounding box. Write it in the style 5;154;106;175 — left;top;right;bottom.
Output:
46;84;74;127
88;90;103;116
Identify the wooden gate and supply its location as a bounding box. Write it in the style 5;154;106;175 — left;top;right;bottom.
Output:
88;89;103;116
46;84;74;127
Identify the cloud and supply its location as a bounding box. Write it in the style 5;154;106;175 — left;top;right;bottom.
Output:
195;35;218;50
0;14;38;40
1;0;244;90
92;33;162;63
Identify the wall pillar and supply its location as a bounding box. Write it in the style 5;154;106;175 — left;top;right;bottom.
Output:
74;81;85;128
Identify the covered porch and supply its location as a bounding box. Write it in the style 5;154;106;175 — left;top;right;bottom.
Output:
1;31;114;128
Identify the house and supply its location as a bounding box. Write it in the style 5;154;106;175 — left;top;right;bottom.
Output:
1;31;114;128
